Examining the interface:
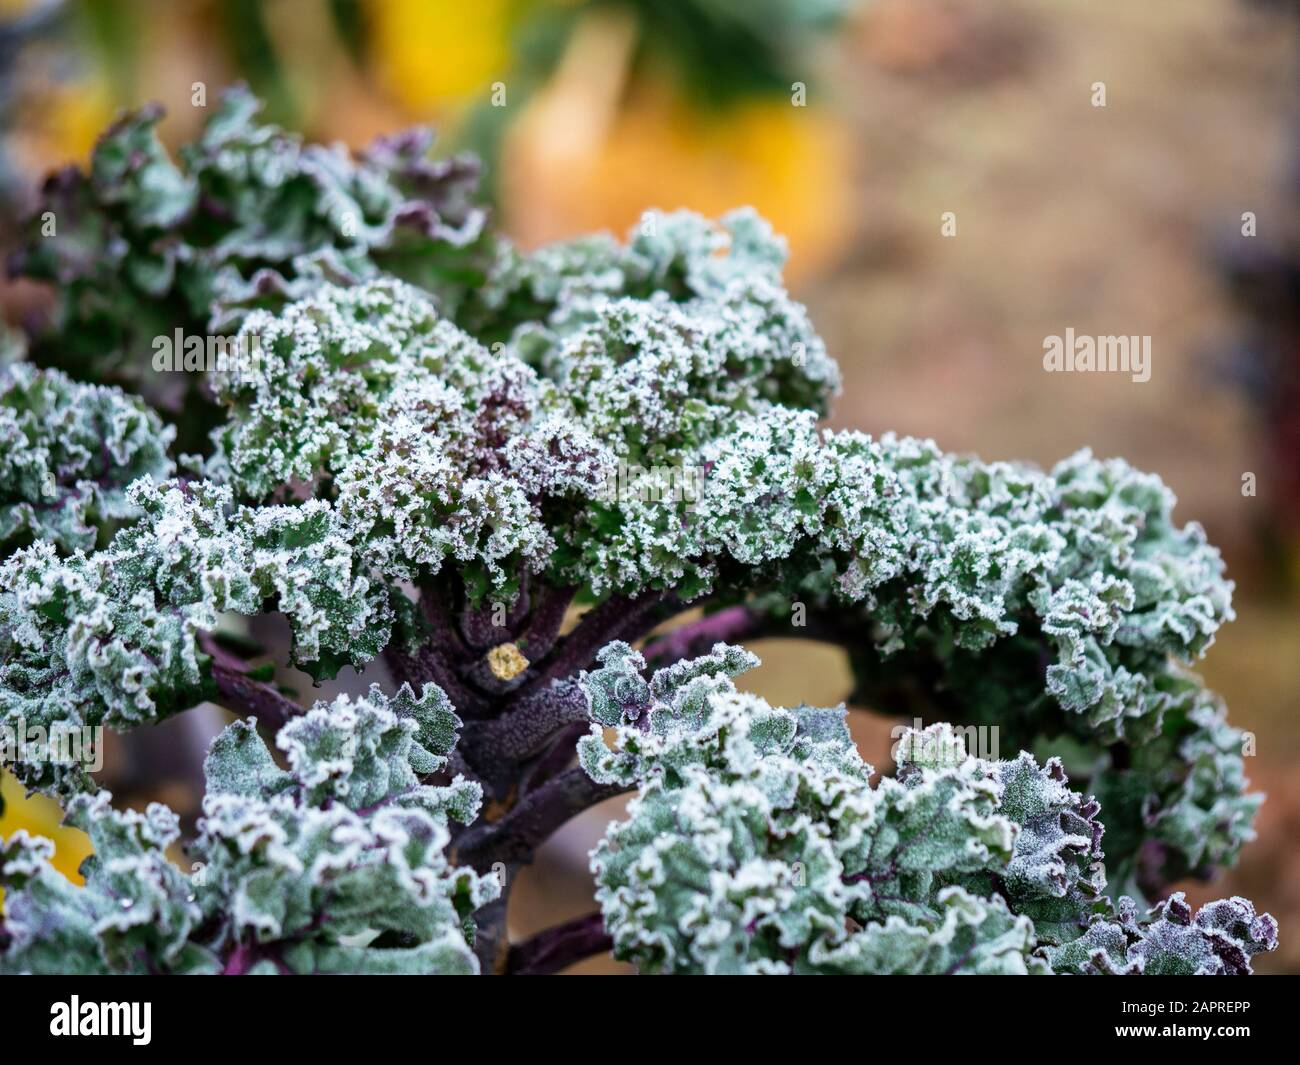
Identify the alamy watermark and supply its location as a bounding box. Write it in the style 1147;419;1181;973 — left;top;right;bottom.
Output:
1043;329;1151;383
889;720;1000;767
598;460;706;505
152;329;263;376
1;720;104;772
50;997;151;1045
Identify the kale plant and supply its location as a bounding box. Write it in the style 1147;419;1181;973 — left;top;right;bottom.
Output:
0;91;1278;975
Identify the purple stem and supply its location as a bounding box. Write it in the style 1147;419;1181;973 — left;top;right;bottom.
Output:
221;942;257;976
387;585;484;714
642;604;762;665
460;602;515;651
453;765;628;864
473;860;519;975
419;583;469;658
507;912;613;975
515;583;577;660
462;681;590;764
520;591;671;696
199;632;303;731
523;722;588;792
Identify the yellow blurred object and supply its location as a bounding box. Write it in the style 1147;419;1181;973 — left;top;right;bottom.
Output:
0;0;39;20
501;10;855;281
0;769;93;888
10;75;115;175
367;0;516;113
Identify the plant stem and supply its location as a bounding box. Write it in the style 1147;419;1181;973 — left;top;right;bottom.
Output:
461;680;589;764
520;591;672;695
221;941;257;976
521;721;588;792
472;861;518;975
199;632;302;731
642;603;761;665
507;912;612;975
454;765;627;865
515;583;576;660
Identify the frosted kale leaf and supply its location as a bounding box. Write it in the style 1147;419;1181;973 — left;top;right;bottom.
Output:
814;440;1236;744
575;640;766;785
559;396;1233;747
714;432;1246;891
257;682;466;808
10;85;486;418
809;888;1046;975
838;639;1258;898
0;479;392;761
191;94;486;327
581;647;1275;975
465;208;806;348
0;364;175;556
534;273;839;448
204;279;586;592
1144;695;1260;875
897;725;1271;972
1;683;496;975
195;686;492;974
0;795;211;975
984;756;1106;944
1043;893;1278;975
582;647;1033;974
900;726;1106;947
206;278;497;498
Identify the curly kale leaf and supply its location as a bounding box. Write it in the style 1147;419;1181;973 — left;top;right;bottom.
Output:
0;683;495;975
10;85;487;417
898;724;1106;947
580;644;1276;975
0;479;393;765
581;650;1034;973
0;364;174;557
1043;893;1278;975
0;796;212;975
195;685;491;973
785;437;1234;744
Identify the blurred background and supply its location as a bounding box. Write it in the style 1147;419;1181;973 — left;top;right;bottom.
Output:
0;0;1297;971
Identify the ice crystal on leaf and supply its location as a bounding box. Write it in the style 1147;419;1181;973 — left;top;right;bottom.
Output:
9;85;486;418
579;654;1274;975
0;364;174;557
0;684;494;974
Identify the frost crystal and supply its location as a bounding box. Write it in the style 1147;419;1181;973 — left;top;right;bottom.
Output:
1;364;174;556
1;684;495;974
578;651;1274;974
